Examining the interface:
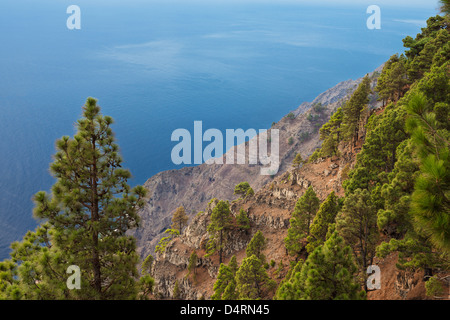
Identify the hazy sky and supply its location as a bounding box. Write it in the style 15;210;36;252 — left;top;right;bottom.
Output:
53;0;440;10
142;0;441;9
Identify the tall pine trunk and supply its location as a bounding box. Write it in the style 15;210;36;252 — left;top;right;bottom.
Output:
91;137;102;298
219;229;223;264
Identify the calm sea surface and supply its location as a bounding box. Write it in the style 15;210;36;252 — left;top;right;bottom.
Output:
0;0;439;259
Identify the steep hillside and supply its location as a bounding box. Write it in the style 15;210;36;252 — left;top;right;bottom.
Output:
150;156;354;299
132;67;382;260
149;106;439;301
144;72;387;300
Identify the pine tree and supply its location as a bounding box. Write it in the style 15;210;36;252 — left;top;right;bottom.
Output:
388;55;408;101
0;259;20;300
138;274;155;300
246;231;267;263
206;200;233;264
301;232;365;300
234;182;251;197
274;260;285;279
288;137;294;145
245;187;255;198
409;30;450;82
439;0;450;14
376;231;447;278
171;206;189;233
277;232;365;300
336;188;378;288
212;263;235;300
284;215;305;259
343;102;407;193
8;224;68;299
142;254;154;276
228;255;238;276
286;112;296;120
406;92;450;251
222;280;238;300
376;140;418;234
236;208;250;230
293;186;320;237
235;255;275;299
306;191;340;253
173;280;180;299
31;97;147;299
292;153;304;169
376;54;408;104
274;260;303;300
319;107;343;157
187;250;198;282
403;16;447;60
211;255;239;300
138;254;155;300
341;75;371;145
284;186;320;258
155;228;180;254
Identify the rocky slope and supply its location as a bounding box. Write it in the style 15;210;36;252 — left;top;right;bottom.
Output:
148;82;434;300
150;157;353;300
131;65;383;261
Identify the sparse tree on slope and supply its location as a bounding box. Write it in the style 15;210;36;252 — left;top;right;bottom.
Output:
187;249;198;282
336;188;378;290
319;107;343;157
234;182;251;197
236;208;251;230
292;153;304;169
212;263;235;300
206;200;233;264
246;231;267;263
141;254;154;276
341;75;371;146
306;191;341;253
235;255;275;300
300;232;365;300
173;280;180;299
171;206;189;233
228;255;239;276
284;186;320;258
277;232;365;300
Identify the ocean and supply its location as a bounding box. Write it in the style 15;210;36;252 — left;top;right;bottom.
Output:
0;0;439;260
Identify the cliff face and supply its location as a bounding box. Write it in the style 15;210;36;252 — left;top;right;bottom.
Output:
148;67;431;300
151;155;429;300
131;68;382;261
150;148;359;299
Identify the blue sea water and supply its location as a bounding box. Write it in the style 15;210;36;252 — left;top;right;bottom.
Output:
0;0;440;260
